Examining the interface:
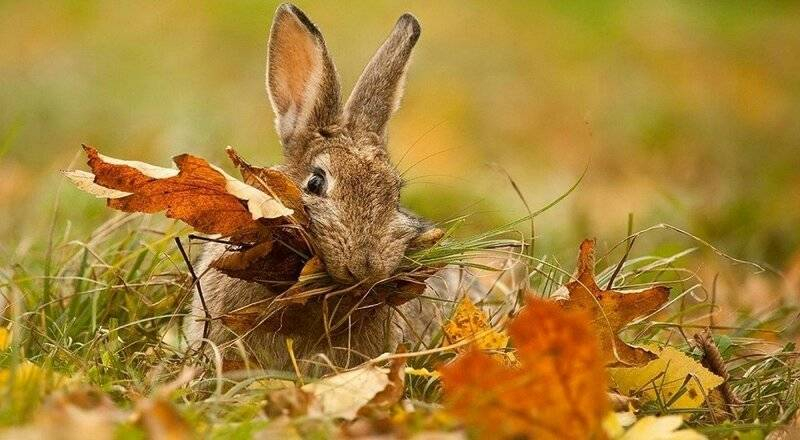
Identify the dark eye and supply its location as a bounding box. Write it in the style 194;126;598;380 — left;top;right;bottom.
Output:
305;170;326;196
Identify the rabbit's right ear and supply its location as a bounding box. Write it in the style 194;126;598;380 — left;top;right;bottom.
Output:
344;14;420;140
267;4;341;150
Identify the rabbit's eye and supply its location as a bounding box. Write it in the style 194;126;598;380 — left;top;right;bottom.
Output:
305;169;326;196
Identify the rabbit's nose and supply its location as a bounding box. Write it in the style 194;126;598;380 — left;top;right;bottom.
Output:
345;257;384;283
345;260;370;282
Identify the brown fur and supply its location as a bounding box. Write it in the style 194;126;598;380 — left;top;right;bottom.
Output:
188;4;436;371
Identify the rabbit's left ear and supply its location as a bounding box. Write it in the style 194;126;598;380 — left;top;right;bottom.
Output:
267;4;341;148
344;14;421;139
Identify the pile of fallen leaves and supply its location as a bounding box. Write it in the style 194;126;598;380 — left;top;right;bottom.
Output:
64;146;440;333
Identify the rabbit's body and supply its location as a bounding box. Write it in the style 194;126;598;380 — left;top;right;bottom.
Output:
187;4;439;370
188;243;437;370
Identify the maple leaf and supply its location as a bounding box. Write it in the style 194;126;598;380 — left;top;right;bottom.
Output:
226;147;307;226
560;239;670;366
440;297;609;439
66;145;294;239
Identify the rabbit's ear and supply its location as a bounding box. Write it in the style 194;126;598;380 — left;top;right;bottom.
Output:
267;4;341;148
344;14;420;139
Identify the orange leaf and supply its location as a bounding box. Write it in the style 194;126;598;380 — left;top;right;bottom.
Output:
226;146;308;226
560;239;669;366
440;297;609;439
80;145;291;239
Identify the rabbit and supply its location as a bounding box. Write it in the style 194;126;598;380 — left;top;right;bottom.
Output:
187;3;445;372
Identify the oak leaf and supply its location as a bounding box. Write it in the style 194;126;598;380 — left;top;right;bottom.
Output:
440;297;609;439
560;239;670;366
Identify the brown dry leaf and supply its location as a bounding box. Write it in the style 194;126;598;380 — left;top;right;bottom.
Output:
360;351;407;415
440;297;609;439
408;227;445;250
70;145;293;238
560;239;670;366
264;387;314;418
218;300;274;335
209;230;309;287
135;397;193;440
0;388;125;440
226;146;307;226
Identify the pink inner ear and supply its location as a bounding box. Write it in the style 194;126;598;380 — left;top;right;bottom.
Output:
270;14;320;115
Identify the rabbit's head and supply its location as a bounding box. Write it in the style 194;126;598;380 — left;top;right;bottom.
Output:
266;4;428;284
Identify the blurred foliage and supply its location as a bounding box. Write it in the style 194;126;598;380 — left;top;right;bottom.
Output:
1;1;799;267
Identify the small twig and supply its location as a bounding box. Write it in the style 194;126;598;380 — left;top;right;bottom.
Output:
175;237;210;355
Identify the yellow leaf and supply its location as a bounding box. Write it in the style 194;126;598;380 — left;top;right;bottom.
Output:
608;347;723;409
0;327;10;350
443;298;509;351
618;415;707;440
405;367;441;379
0;361;66;402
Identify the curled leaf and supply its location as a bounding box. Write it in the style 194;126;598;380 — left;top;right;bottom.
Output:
68;145;294;238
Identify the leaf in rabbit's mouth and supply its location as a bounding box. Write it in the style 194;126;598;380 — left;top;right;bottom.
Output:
65;145;443;334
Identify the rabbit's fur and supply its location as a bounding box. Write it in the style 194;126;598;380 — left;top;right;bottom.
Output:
187;4;439;370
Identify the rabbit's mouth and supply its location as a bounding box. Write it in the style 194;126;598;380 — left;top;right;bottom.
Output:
325;255;395;286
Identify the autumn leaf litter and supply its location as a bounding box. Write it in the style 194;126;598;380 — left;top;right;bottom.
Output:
0;147;796;438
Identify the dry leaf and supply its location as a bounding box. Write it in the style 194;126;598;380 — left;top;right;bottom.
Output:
360;352;407;414
442;298;509;353
135;397;193;440
616;415;707;440
264;387;314;418
440;297;609;439
560;239;670;366
0;388;125;440
608;346;723;409
301;364;391;421
62;170;132;199
210;233;308;287
263;354;405;422
767;408;800;440
69;145;293;238
226;146;307;225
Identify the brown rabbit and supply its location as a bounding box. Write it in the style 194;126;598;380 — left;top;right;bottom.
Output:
188;4;442;371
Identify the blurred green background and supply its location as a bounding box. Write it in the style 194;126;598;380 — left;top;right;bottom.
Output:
1;1;799;268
